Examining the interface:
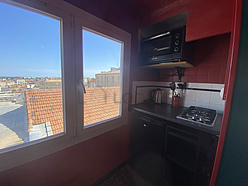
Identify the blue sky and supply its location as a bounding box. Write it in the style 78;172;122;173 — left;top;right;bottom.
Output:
0;2;121;78
83;30;121;78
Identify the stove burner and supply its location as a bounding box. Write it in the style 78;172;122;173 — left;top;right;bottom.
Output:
177;106;217;127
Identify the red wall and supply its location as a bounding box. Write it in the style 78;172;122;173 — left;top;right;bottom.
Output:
160;33;230;83
0;126;129;186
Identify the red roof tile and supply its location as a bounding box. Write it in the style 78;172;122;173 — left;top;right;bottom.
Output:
25;87;120;135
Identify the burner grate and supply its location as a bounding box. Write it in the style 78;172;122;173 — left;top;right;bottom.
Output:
177;106;217;126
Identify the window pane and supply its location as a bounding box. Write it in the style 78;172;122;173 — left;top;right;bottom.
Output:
83;30;122;126
0;2;63;150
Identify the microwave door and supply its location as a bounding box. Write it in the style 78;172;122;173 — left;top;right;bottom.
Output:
142;34;172;62
154;47;170;51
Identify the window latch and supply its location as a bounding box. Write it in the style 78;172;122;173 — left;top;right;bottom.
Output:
77;80;86;103
78;80;86;94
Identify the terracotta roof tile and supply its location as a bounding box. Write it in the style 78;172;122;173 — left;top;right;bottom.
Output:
25;87;120;135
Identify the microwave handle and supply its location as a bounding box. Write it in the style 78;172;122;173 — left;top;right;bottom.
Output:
143;31;171;41
154;47;170;51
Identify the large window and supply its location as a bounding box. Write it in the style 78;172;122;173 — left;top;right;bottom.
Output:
0;1;64;150
0;0;130;172
82;29;122;126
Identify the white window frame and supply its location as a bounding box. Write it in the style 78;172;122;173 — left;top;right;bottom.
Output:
74;10;131;138
0;0;131;172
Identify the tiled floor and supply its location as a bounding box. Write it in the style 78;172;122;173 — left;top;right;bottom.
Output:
100;165;152;186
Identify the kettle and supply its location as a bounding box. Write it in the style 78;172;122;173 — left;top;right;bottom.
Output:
150;88;164;104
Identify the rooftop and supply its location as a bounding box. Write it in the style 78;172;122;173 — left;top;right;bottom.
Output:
25;87;120;135
25;89;63;135
95;70;120;75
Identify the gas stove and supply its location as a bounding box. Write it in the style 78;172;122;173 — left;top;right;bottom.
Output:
177;106;217;127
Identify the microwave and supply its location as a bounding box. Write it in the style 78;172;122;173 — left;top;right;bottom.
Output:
139;26;194;66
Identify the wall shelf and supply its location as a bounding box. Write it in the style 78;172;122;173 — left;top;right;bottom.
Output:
142;61;193;69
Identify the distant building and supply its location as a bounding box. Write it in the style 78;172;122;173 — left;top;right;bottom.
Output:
0;81;6;87
26;84;36;89
95;67;120;87
6;79;15;86
36;79;62;89
88;78;96;87
84;77;96;88
0;86;11;92
16;79;25;84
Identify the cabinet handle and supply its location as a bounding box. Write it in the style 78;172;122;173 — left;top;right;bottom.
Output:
144;124;147;127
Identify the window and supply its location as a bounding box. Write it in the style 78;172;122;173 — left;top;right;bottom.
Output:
0;0;130;172
0;1;64;149
82;29;122;127
75;14;130;135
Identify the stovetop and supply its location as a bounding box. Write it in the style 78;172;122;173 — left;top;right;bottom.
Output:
176;106;217;127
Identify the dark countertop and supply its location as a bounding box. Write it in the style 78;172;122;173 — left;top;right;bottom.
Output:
131;103;222;135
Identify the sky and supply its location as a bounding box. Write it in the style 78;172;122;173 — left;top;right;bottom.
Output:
83;30;121;78
0;2;121;78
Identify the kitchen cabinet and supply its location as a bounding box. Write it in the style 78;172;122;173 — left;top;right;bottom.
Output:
129;111;165;186
186;0;233;41
164;123;219;186
165;125;200;185
140;0;233;42
129;107;219;186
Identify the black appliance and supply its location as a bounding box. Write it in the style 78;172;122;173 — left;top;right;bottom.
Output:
129;109;219;186
140;26;194;66
165;125;219;186
177;106;217;127
129;111;165;186
165;125;200;185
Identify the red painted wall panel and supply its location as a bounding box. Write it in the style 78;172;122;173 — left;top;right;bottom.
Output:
140;0;233;42
0;125;129;186
160;33;230;83
186;0;233;41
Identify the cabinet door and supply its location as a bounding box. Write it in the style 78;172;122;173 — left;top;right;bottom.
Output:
164;125;200;185
129;111;165;186
186;0;233;41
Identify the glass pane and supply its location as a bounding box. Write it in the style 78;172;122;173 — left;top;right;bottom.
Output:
0;2;63;150
83;30;122;126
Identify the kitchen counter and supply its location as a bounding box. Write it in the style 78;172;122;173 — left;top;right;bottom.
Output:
131;102;222;135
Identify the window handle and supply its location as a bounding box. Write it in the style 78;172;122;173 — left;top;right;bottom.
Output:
78;79;86;94
77;80;86;104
